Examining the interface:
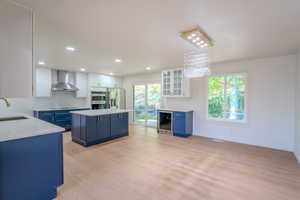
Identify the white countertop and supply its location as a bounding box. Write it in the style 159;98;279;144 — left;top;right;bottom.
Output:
0;114;65;142
158;108;194;112
71;109;132;116
33;106;91;112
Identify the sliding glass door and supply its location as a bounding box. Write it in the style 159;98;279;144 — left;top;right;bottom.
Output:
134;83;161;127
134;85;146;124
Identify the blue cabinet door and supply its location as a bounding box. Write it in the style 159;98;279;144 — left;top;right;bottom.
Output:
120;113;129;136
110;113;121;137
111;113;128;137
173;111;193;138
173;112;186;133
85;116;98;142
37;111;55;123
96;115;111;139
85;115;111;142
54;111;72;130
71;114;81;140
54;111;72;122
0;133;63;200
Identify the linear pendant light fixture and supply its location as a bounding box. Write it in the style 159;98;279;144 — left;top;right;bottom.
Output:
181;27;213;78
180;28;213;48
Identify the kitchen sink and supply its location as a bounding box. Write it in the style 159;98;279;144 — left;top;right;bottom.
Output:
0;116;28;122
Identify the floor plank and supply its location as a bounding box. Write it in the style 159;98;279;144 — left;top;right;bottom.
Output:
56;125;300;200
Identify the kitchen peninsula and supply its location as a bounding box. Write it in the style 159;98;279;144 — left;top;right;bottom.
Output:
71;109;131;146
0;114;64;200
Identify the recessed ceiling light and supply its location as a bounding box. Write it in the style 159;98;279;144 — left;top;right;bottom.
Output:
80;68;86;72
65;46;76;52
115;58;122;63
38;61;45;65
146;66;151;70
109;72;114;75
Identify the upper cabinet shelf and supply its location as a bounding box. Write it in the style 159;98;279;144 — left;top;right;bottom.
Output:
162;69;190;98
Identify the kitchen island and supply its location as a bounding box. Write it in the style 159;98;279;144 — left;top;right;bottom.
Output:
0;114;65;200
71;109;131;147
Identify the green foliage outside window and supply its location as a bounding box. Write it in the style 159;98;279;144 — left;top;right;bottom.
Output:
208;75;246;121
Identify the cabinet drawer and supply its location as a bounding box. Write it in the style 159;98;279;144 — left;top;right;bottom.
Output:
38;112;54;123
111;113;128;119
54;111;71;122
173;112;185;119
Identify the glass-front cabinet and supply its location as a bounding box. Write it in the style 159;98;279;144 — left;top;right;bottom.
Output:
161;69;190;97
162;71;171;96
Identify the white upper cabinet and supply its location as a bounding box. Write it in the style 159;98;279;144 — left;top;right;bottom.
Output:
0;1;33;98
75;72;88;98
89;73;122;89
35;67;52;97
162;69;190;97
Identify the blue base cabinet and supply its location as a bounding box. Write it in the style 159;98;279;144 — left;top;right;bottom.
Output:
72;113;128;147
0;133;63;200
173;111;193;138
34;109;89;131
111;113;129;138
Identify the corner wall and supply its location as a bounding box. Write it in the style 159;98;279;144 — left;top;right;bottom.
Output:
123;55;296;151
295;51;300;162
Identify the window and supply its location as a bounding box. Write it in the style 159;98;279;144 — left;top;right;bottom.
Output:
208;74;246;121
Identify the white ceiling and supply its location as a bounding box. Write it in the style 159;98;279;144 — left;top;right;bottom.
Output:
15;0;300;76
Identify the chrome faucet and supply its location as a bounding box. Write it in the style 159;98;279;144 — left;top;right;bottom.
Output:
0;97;11;107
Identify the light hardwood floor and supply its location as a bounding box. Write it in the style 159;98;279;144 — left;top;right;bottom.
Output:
56;125;300;200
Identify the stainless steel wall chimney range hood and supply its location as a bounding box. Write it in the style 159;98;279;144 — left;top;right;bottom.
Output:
51;70;79;92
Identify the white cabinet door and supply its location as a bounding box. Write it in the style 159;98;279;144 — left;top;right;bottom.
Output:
162;69;190;97
88;73;123;89
35;67;52;97
76;72;88;98
0;1;33;98
173;69;183;96
162;71;172;96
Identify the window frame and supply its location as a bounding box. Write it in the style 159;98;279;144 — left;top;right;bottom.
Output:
206;72;248;123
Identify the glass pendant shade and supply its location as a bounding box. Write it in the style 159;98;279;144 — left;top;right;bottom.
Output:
184;50;210;78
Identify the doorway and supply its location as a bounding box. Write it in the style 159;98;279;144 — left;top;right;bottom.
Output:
134;83;161;127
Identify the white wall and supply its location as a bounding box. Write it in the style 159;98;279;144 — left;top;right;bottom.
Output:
295;51;300;162
123;55;296;151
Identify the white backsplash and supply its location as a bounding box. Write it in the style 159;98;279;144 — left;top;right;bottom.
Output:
0;91;89;116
